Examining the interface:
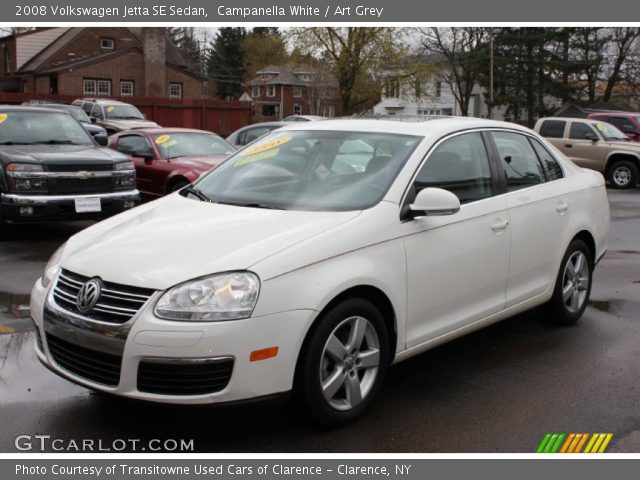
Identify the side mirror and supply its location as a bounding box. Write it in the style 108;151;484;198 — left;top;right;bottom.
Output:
94;134;108;147
90;117;97;123
585;133;599;142
410;188;461;217
131;148;155;159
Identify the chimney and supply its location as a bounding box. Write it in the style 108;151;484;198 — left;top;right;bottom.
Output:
143;28;166;98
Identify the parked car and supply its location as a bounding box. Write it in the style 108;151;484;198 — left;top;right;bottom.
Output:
32;118;609;426
535;117;640;189
71;99;158;135
226;121;293;147
283;115;327;122
22;101;108;138
0;107;139;232
587;111;640;142
109;128;237;196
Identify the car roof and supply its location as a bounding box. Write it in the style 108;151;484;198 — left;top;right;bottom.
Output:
539;117;606;126
588;111;638;117
273;116;534;138
118;127;219;136
239;121;294;129
0;105;71;114
75;98;130;105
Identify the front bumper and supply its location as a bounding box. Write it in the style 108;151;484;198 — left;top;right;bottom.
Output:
30;277;315;404
1;190;140;223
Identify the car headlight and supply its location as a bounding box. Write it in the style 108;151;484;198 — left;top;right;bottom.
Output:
41;242;66;288
155;272;260;321
6;163;48;193
114;161;135;171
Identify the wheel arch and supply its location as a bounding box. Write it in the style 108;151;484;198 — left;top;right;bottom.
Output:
293;284;398;389
572;229;597;265
605;152;640;176
164;173;192;194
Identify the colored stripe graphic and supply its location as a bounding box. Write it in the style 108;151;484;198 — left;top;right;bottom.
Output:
538;433;613;453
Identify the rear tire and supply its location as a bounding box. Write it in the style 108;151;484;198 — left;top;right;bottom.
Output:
608;160;638;189
298;298;389;427
545;239;593;325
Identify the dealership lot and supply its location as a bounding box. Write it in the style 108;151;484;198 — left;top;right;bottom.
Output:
0;190;639;452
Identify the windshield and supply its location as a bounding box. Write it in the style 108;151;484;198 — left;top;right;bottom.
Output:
0;111;94;145
153;133;236;159
192;130;421;211
104;104;144;120
594;122;628;141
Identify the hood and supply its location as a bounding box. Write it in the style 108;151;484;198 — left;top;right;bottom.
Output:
103;119;159;130
62;194;361;290
607;140;640;150
0;144;129;165
169;154;230;172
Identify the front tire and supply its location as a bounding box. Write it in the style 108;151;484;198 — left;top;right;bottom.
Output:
546;239;593;325
298;298;389;427
608;160;638;189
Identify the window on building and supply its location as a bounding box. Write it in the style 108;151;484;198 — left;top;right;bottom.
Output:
5;49;11;74
251;85;260;97
435;81;442;97
385;78;400;98
262;104;278;117
83;79;96;96
97;80;111;97
293;86;302;97
299;73;313;81
415;80;422;99
293;104;302;115
100;38;115;51
120;80;134;97
417;109;442;116
22;81;29;93
169;83;183;100
321;105;335;118
266;85;276;97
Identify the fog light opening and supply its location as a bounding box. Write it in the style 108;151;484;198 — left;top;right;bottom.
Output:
249;346;279;362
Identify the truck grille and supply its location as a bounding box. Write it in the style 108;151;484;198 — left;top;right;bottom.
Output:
47;164;114;172
137;358;234;396
46;333;122;386
52;269;155;324
50;177;115;194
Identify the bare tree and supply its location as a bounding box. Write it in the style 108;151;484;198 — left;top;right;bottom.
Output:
603;27;640;102
420;27;489;116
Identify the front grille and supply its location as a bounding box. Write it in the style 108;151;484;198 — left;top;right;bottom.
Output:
50;177;115;194
46;164;114;172
46;333;122;386
53;269;155;324
137;358;234;396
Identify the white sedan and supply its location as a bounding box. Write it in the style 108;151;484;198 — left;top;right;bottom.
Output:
31;118;609;426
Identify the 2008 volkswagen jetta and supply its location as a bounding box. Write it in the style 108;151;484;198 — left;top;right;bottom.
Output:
31;118;610;426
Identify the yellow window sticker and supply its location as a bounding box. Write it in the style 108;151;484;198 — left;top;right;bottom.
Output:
235;148;279;166
155;134;171;145
0;113;8;124
239;136;292;157
107;106;115;113
596;123;605;131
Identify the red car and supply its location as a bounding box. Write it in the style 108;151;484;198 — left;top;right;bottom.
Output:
587;112;640;142
108;128;236;196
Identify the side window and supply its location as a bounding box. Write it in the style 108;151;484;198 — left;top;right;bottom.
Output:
492;131;545;192
569;122;597;140
529;138;564;181
117;135;152;155
241;126;274;145
608;116;636;133
91;105;104;120
539;120;566;138
414;132;493;204
81;102;93;114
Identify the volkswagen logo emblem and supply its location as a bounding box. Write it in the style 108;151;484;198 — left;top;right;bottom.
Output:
76;279;102;313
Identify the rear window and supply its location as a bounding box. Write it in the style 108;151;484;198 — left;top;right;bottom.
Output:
539;120;566;138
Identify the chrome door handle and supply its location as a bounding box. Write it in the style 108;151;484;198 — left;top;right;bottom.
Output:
556;200;569;214
490;218;509;233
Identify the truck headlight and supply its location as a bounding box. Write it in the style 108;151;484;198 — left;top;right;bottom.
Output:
114;161;135;171
41;242;66;288
155;272;260;321
7;163;48;193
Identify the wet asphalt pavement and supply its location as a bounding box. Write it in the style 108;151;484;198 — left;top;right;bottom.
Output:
0;190;639;453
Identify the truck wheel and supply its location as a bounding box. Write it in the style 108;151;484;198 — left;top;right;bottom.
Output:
608;160;638;189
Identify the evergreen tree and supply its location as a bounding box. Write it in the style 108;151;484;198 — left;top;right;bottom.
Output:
206;28;247;100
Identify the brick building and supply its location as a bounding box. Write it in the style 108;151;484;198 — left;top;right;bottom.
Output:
245;64;340;121
0;27;207;99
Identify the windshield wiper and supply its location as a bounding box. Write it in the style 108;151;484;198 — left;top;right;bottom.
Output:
182;186;212;202
216;201;285;210
0;141;35;145
38;140;80;145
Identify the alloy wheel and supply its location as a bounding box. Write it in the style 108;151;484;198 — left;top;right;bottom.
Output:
562;251;590;314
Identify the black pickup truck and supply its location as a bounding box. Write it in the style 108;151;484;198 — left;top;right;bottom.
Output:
0;106;140;232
